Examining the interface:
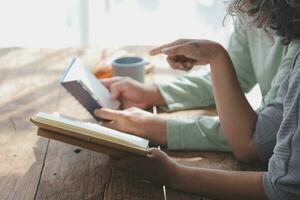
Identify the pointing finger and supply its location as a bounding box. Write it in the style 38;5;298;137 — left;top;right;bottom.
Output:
161;44;191;57
149;39;190;56
149;42;175;56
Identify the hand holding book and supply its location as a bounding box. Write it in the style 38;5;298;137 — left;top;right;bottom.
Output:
31;58;150;156
94;107;167;146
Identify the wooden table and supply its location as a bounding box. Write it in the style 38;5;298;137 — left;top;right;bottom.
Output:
0;47;263;200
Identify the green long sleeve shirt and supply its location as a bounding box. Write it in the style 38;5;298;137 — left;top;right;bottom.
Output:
156;22;300;151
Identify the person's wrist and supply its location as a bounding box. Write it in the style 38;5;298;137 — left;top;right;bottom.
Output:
155;117;167;145
168;162;184;189
209;44;228;67
143;117;167;146
144;84;166;107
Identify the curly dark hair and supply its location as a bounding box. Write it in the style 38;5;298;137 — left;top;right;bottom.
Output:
227;0;300;44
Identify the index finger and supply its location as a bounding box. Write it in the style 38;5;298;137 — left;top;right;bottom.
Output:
149;42;175;56
162;43;193;57
149;39;190;56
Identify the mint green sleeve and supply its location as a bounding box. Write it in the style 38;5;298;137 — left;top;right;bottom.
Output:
167;116;231;151
156;68;214;111
157;20;257;151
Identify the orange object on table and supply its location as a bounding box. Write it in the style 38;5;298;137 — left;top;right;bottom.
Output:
92;64;113;79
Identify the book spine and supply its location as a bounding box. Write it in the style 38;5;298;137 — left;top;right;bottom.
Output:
61;81;102;121
60;58;76;83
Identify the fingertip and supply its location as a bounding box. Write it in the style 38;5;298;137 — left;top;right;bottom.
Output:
94;109;100;115
149;48;159;56
149;51;155;56
101;78;112;88
146;148;153;157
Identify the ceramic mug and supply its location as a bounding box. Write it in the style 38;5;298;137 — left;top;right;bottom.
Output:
111;56;146;83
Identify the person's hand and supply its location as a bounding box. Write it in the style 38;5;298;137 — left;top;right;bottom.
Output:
149;38;225;71
101;77;165;109
94;107;167;145
116;148;179;186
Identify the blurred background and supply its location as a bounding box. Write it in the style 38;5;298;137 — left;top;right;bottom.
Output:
0;0;261;108
0;0;232;47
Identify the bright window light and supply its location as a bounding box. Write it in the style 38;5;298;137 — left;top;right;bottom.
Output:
0;0;232;47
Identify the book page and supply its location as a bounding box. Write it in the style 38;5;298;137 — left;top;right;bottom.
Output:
63;58;120;109
35;112;149;149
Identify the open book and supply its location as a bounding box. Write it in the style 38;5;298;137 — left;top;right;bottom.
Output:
31;112;149;157
60;58;120;121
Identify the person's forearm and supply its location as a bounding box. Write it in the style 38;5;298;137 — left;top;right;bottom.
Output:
210;45;258;162
171;165;267;200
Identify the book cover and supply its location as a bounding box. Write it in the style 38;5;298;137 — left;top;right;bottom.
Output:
60;58;120;121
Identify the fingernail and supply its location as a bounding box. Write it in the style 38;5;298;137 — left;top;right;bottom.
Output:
146;153;154;158
162;48;170;53
146;149;154;158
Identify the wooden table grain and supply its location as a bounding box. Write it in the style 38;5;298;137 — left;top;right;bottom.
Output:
0;47;263;200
